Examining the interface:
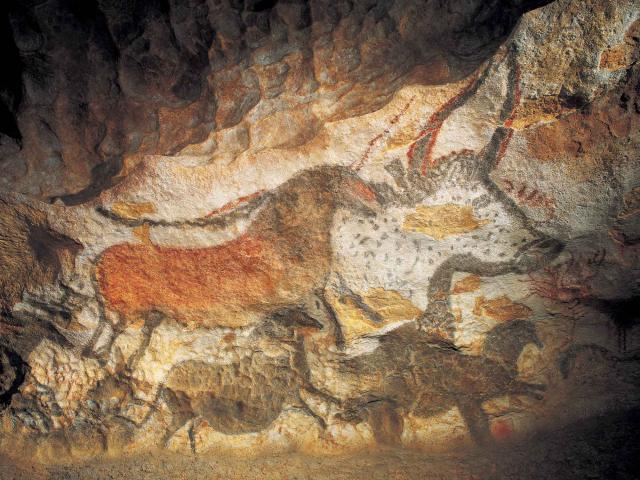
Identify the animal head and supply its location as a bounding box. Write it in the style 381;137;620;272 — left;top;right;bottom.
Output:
263;307;325;340
482;319;543;368
0;198;81;314
417;153;562;268
330;50;561;304
270;166;382;221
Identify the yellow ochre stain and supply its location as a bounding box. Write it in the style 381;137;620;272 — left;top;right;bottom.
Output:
328;294;374;341
364;288;422;322
473;295;532;322
452;274;482;294
111;201;156;220
328;288;422;341
133;224;152;245
510;113;558;130
403;204;489;240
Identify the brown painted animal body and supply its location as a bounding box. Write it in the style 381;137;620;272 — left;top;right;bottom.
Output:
337;322;545;445
157;310;333;451
95;166;378;331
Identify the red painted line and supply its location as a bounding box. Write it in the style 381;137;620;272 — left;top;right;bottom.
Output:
495;63;522;167
501;177;556;219
409;58;523;173
206;190;265;217
405;71;482;174
609;228;627;259
495;129;514;168
502;178;514;193
420;127;442;175
351;96;415;171
517;185;527;197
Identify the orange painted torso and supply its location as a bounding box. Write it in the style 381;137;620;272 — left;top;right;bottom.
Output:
96;234;290;327
95;168;346;328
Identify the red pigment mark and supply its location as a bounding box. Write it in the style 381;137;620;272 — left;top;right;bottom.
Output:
345;177;378;202
407;58;522;175
526;250;606;336
405;71;482;175
419;130;441;176
494;129;514;167
609;227;634;263
96;234;282;322
495;63;521;167
206;190;266;217
491;419;513;440
501;177;555;218
351;96;415;171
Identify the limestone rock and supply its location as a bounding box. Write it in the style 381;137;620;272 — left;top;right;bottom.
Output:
0;0;639;469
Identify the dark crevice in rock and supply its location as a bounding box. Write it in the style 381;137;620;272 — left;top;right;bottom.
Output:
0;3;24;146
0;347;27;409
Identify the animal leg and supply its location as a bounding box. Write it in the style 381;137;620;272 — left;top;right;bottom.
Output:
188;418;198;455
81;317;107;359
335;279;386;326
418;300;456;342
82;293;121;365
457;397;492;446
294;396;328;430
291;335;342;428
126;310;164;371
160;388;194;450
366;400;404;446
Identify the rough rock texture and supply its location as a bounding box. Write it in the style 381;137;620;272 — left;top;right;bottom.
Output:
0;0;639;474
0;0;544;202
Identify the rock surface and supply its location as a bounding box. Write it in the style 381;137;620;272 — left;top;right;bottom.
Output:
0;0;639;472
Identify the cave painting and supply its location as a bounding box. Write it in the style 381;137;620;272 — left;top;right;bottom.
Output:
1;0;640;468
402;204;490;240
338;321;545;445
83;50;567;449
92;166;380;351
332;50;562;341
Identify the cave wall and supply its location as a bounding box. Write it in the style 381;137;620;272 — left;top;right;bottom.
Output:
0;0;639;464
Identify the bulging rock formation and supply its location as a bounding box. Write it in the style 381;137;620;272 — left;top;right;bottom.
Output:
0;0;639;475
